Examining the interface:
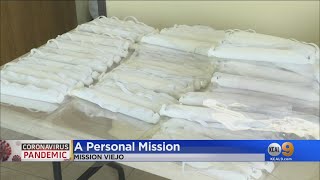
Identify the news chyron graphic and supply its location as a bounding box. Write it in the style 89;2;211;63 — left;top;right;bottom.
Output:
0;140;72;162
267;142;294;161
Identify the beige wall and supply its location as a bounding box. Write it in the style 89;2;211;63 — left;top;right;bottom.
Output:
107;1;319;44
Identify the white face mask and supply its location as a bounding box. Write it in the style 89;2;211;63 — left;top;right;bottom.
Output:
39;46;118;66
225;30;293;48
17;58;93;86
94;16;156;36
1;70;69;94
1;94;59;113
1;79;65;104
159;102;319;139
274;62;315;78
219;60;314;85
30;49;108;73
92;80;176;112
3;62;81;87
161;25;225;44
179;91;293;116
49;38;128;58
225;30;319;59
76;23;139;42
100;70;191;99
70;87;160;124
212;86;319;116
152;118;276;180
212;72;319;102
157;118;284;140
209;44;314;64
61;31;132;50
141;33;215;56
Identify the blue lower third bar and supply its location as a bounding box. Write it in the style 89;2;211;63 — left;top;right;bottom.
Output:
73;153;265;162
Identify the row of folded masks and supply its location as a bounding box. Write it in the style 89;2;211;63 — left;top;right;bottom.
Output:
70;44;215;124
141;24;319;134
141;26;319;84
152;118;277;180
160;57;319;139
158;91;319;140
0;16;157;112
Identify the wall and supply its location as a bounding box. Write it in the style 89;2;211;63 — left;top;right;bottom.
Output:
1;1;77;65
75;0;92;24
107;1;320;44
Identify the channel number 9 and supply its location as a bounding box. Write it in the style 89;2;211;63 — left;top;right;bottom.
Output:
282;142;294;157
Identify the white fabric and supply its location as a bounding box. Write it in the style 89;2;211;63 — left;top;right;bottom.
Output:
153;118;276;180
156;118;284;140
17;57;93;85
211;87;319;116
100;70;193;98
1;80;64;104
225;31;319;60
218;61;313;85
209;44;314;64
212;72;319;102
30;49;108;73
51;38;128;57
141;33;215;56
70;87;160;124
314;61;320;82
160;25;225;44
95;16;156;35
203;102;319;139
0;94;59;112
93;80;177;112
225;31;295;48
1;71;69;94
160;103;319;139
274;62;315;78
76;23;139;42
61;31;131;49
179;92;292;116
39;46;118;66
2;63;81;87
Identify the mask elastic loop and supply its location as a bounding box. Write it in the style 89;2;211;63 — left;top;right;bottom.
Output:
47;39;60;49
123;16;148;27
29;48;44;56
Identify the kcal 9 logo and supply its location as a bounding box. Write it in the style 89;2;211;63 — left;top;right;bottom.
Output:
268;142;294;157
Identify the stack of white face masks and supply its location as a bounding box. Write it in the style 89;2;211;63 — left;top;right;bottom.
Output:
159;102;319;139
152;118;277;180
1;56;91;105
208;30;320;88
206;31;319;119
141;25;225;56
209;30;319;63
1;17;134;112
70;44;214;123
76;16;157;42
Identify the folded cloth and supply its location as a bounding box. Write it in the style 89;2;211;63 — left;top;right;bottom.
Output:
179;91;292;116
1;80;65;104
70;87;160;124
0;94;59;112
30;49;108;73
209;44;314;64
159;103;319;139
141;33;215;56
160;25;225;44
218;60;314;85
212;72;319;102
225;30;319;59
